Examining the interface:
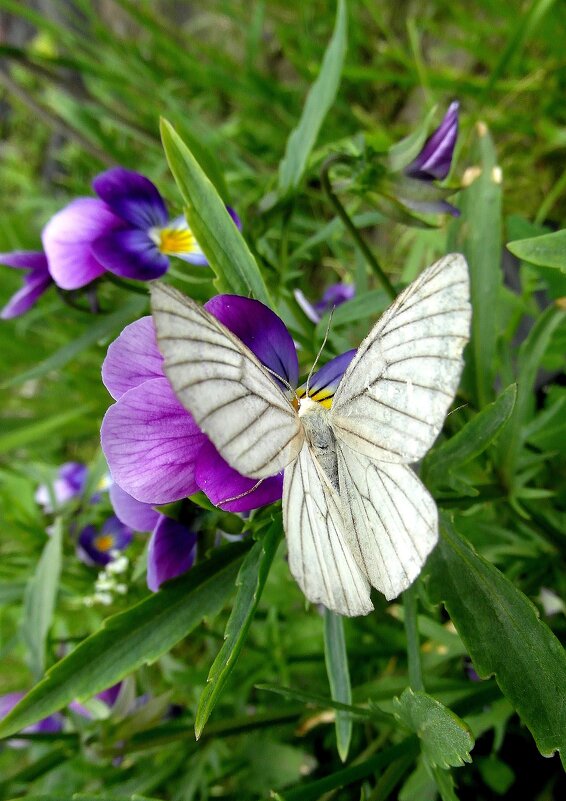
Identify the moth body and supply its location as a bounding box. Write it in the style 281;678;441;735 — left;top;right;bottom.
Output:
298;397;339;491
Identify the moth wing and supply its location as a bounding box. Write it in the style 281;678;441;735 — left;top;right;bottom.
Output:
330;253;471;463
336;442;438;600
283;443;373;617
151;283;303;479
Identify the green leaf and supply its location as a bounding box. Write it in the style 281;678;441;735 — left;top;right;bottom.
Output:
21;520;63;680
388;105;438;173
507;229;566;272
277;0;347;196
323;610;352;762
3;295;147;388
423;384;516;490
195;521;281;738
497;304;566;485
392;688;474;769
0;406;95;454
160;118;271;304
449;123;503;408
428;515;566;765
0;541;249;740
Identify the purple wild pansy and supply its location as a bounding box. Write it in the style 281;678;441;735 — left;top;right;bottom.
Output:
43;168;241;289
69;682;123;718
0;251;53;319
77;515;133;566
0;692;63;747
109;483;197;591
35;461;88;513
101;295;355;518
294;282;355;324
393;102;460;217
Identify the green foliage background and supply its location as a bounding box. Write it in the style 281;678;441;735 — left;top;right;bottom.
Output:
0;1;565;799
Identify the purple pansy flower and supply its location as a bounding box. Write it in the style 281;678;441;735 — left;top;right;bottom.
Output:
294;282;355;324
35;461;88;513
109;483;197;591
0;251;53;319
69;682;123;718
77;515;133;566
42;168;241;289
0;692;63;747
101;295;356;521
393;102;460;217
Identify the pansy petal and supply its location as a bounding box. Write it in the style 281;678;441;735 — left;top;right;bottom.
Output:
77;516;132;566
1;270;52;319
101;377;206;505
93;168;168;229
195;439;283;512
205;295;299;388
226;206;242;230
299;349;357;407
0;251;49;272
110;482;160;532
147;515;197;591
42;198;123;290
59;462;88;492
102;316;164;400
294;289;320;324
0;693;63;740
314;283;355;315
406;102;459;181
92;228;169;281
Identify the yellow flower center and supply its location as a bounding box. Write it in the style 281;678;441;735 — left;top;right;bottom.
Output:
94;534;115;553
157;227;197;256
296;386;334;410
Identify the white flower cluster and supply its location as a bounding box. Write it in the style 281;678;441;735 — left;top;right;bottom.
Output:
83;552;129;607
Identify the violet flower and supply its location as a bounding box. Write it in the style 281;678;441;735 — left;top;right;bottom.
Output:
69;682;123;718
109;482;197;591
0;692;63;747
77;515;133;566
392;102;460;217
0;251;53;319
101;295;355;521
42;167;240;289
35;461;88;513
294;282;355;324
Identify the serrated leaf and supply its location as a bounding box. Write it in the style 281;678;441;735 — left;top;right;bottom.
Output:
428;515;566;765
277;0;347;196
21;520;63;680
392;688;473;769
195;522;281;738
160;118;271;304
507;229;566;272
323;610;352;762
0;541;249;740
423;384;516;490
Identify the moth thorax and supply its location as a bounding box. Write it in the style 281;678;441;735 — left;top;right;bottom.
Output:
297;395;320;417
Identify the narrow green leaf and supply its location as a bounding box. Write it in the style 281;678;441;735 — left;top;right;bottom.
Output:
323;610;352;762
160;118;271;304
3;295;147;388
498;305;566;485
0;542;249;740
428;515;566;764
449;123;503;407
21;520;63;680
0;406;94;454
507;229;566;272
277;0;347;195
195;522;281;738
392;688;474;769
423;384;516;489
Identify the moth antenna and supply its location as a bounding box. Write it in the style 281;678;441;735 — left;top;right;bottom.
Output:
219;478;264;506
262;364;297;400
447;402;468;417
306;306;335;395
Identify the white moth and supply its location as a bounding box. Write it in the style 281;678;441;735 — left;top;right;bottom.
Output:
151;254;471;617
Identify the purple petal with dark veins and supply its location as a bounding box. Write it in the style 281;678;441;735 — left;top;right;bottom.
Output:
77;515;133;566
42;198;124;290
102;316;164;400
110;482;160;532
147;515;197;591
205;295;299;389
93;167;168;230
405;102;459;181
195;438;283;512
300;349;357;401
101;377;206;505
92;227;169;281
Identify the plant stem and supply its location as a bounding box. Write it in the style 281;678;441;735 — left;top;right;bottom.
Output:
320;154;397;300
403;582;424;692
